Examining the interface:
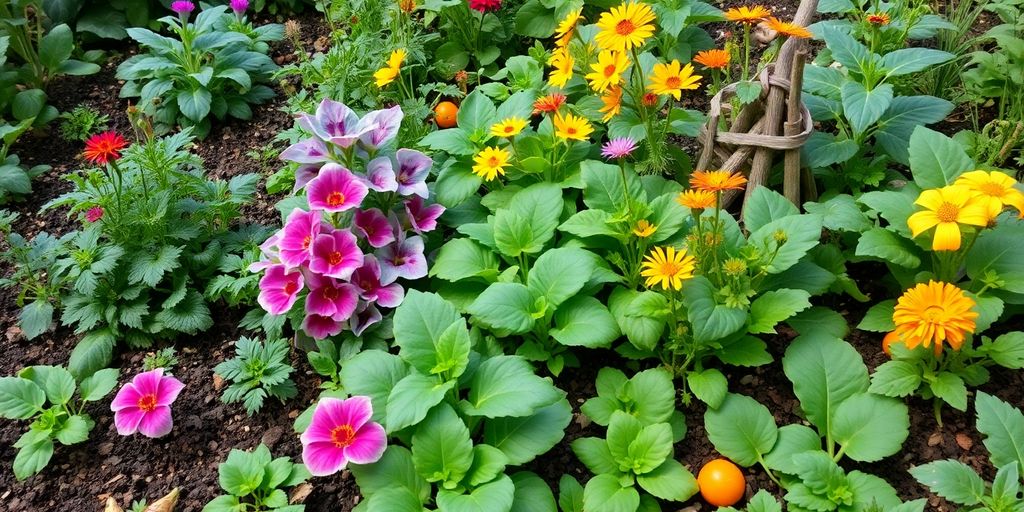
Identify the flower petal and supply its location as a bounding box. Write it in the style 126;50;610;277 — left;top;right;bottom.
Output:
110;384;141;412
114;407;146;435
303;441;348;476
156;375;185;407
345;421;387;465
137;406;174;438
932;222;962;251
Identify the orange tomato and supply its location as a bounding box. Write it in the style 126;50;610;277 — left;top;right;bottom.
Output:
697;458;746;506
434;101;458;128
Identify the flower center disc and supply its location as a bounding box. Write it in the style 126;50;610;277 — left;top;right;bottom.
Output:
326;191;346;207
137;394;158;413
328;251;344;265
487;157;500;167
330;424;356;448
322;286;339;300
979;182;1005;197
301;235;312;250
604;64;617;77
666;76;682;88
615;19;635;36
283;281;298;295
923;305;946;322
936;202;960;223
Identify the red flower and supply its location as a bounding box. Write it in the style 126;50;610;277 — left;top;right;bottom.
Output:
642;92;659;107
85;206;104;222
83;132;128;165
468;0;501;12
532;93;566;115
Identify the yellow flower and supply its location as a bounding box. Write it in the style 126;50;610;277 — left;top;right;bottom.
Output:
953;170;1024;219
907;185;991;251
595;1;657;53
647;60;702;99
599;86;623;122
472;146;511;181
765;17;812;38
548;46;575;87
553;112;593;141
373;49;406;87
866;12;891;25
586;50;630;93
490;117;527;139
676;189;717;209
689;170;747;192
640;246;696;291
885;281;978;356
555;8;583;47
633;219;657;238
724;5;771;24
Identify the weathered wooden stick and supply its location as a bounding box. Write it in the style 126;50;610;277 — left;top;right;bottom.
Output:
783;51;807;205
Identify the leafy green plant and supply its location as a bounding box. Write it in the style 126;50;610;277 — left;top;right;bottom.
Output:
716;490;785;512
0;37;51;203
117;4;282;137
203;443;311;512
0;217;67;339
963;3;1024;123
910;392;1024;512
59;104;109;141
214;337;298;416
0;365;119;479
143;347;180;372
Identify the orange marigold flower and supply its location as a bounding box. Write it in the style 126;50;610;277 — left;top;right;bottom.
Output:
84;131;129;165
866;12;890;25
599;86;623;122
689;170;747;192
533;92;567;115
693;49;730;69
765;17;812;38
676;189;717;209
724;5;771;25
885;281;978;356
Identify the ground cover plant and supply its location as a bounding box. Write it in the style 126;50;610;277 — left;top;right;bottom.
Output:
0;0;1023;509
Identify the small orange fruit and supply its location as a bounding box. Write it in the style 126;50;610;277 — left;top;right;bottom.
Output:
697;458;745;506
434;101;458;128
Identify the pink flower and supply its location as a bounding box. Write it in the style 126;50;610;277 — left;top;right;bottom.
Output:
351;303;382;336
352;256;405;308
171;1;195;14
353;208;396;248
468;0;502;12
279;209;323;268
307;164;368;212
85;206;104;222
601;137;638;159
377;236;427;284
357;106;404;149
309;228;363;279
230;0;249;14
299;99;367;149
305;273;359;321
281;137;331;165
364;157;398;193
302;313;345;339
394;149;432;198
110;369;184;438
294;164;321;191
404;196;445;234
258;264;304;315
300;396;386;476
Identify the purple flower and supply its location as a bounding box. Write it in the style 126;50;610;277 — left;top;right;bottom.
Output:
299;99;368;149
354;208;396;248
278;209;322;268
309;228;364;279
351;303;382;336
352;256;405;308
305;273;359;321
357;106;404;149
394;149;432;198
230;0;249;14
171;1;195;15
377;235;427;284
364;157;398;193
281;137;331;165
300;396;386;476
404;196;445;234
294;164;321;191
258;264;304;315
110;369;185;438
307;164;369;212
601;137;638;159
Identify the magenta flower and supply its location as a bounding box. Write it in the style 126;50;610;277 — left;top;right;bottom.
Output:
258;264;304;315
357;106;404;149
299;99;367;149
377;236;427;284
601;137;638;159
352;256;405;308
353;208;396;248
171;1;195;15
309;228;364;279
230;0;249;14
110;368;184;438
305;273;359;321
364;157;398;193
281;137;331;165
394;149;432;198
351;303;383;336
300;396;386;476
307;164;369;212
85;206;104;222
294;164;321;191
404;196;445;234
279;209;322;268
302;313;345;339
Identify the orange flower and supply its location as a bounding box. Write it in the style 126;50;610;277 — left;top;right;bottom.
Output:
885;281;978;356
641;92;658;107
766;17;812;38
689;170;747;192
676;189;717;209
599;86;623;122
866;12;890;25
693;49;730;69
724;5;771;24
532;93;567;115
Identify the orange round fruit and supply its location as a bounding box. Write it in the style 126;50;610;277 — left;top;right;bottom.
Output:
434;101;458;128
697;458;746;506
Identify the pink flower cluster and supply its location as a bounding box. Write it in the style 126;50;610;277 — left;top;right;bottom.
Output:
254;100;444;340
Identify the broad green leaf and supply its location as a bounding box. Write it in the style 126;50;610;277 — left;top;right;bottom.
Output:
19;300;53;339
704;393;779;467
467;283;537;334
582;474;640;512
68;329;115;380
831;393;909;462
623;368;676;425
908;460;985;506
636;459;699;501
350;446;430;503
975;392;1024;474
558;475;585;512
744;186;800;233
364;487;425;512
581;160;644;213
847;470;902;509
485;399;572;465
882;48;954;77
550;296;620;348
782;334;869;434
527;247;595;308
493;210;541;257
572;437;619;475
464;356;563;418
437;474;515;512
13;437;53;480
412;404;474;489
609;288;667;352
841;82;893;135
931;372;968;411
39;24;74;70
683;276;746;343
868;361;921;397
857;299;896;332
803;194;872;232
430;239;499;282
748;289;812;334
507;183;563;250
908;126;973;189
626;422;674;474
875;96;955;165
510;472;557;512
686;368;728;409
394;291;463;374
746;214;824;274
763;424;821;474
19;366;75;405
0;377;46;419
457;91;498;136
984;332;1024;369
55;414;93;445
78;368;119;402
177;88;213;122
339;350;409;425
465;444;508;487
386;373;457;433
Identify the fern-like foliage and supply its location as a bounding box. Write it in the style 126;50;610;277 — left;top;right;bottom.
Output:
215;337;297;416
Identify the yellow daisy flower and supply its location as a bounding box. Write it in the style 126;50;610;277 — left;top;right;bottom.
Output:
633;219;657;238
907;185;991;251
595;1;657;53
490;117;527;139
953;170;1024;219
640;246;696;291
554;8;584;47
548;46;575;88
724;5;771;24
373;49;407;88
553;112;593;141
647;60;702;99
472;146;511;181
586;50;630;93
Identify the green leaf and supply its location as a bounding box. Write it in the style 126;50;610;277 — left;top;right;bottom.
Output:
983;332;1024;369
0;377;46;419
735;80;763;104
855;228;922;269
686;368;728;409
909;460;985;506
623;368;676;425
748;289;812;334
931;372;968;411
558;475;585;512
582;160;645;213
683;276;746;343
386;373;456;433
831;393;909;462
908;126;974;189
128;245;182;286
431;320;472;378
704;393;779;467
465;444;508;487
493;210;541;257
457;91;498;136
78;368;119;402
746;214;824;274
868;361;921;397
609;288;667;352
19;366;75;406
875;96;955;165
437;474;515;512
716;336;774;367
68;329;115;380
763;424;821;474
803;194;872;232
572;437;619;475
430;239;499;282
12;89;47;121
394;291;463;374
177;88;213;122
350;446;430;504
339;350;409;426
744;186;800;233
364;487;424;512
219;448;266;496
991;463;1021;505
782;334;869;434
485;399;572;465
55;414;93;445
527;247;595;308
467;283;537;334
39;24;74;70
882;48;954;77
510;472;557;512
551;296;620;348
975;391;1024;474
13;437;53;480
858;299;896;332
841;82;893;136
626;422;674;475
412;404;474;489
464;356;563;418
19;300;54;339
515;0;558;37
582;474;640;512
636;458;699;502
